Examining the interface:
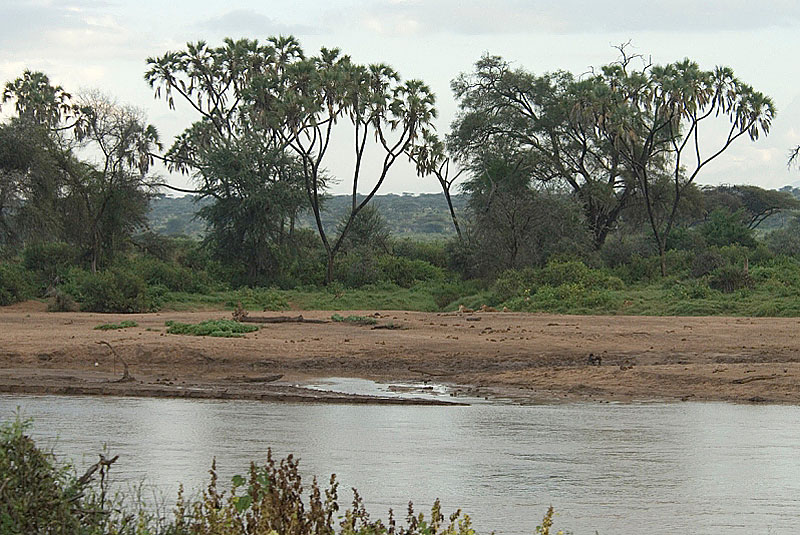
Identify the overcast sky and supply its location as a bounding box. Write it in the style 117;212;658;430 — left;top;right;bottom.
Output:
4;0;800;194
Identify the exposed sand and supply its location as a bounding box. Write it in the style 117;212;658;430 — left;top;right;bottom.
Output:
2;301;800;404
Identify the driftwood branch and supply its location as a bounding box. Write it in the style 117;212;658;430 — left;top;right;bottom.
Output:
96;341;135;382
731;375;776;385
76;454;119;487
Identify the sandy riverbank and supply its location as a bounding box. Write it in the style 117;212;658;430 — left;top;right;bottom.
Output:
2;301;799;404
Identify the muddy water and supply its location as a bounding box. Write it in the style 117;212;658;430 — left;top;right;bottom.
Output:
2;388;799;534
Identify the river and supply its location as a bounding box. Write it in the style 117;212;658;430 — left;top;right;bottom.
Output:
2;385;799;534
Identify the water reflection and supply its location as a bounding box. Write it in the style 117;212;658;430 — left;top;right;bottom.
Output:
2;394;799;534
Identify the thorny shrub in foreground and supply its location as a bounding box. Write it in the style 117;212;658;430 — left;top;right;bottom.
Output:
174;449;482;535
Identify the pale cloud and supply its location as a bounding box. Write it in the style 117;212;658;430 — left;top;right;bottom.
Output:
340;0;800;36
197;9;320;37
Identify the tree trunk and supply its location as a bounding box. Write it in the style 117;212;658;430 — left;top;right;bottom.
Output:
325;249;335;286
443;189;462;241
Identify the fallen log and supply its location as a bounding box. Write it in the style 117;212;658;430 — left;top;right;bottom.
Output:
239;315;329;324
224;374;284;383
731;375;777;385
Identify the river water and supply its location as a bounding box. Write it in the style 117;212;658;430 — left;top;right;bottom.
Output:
2;387;799;534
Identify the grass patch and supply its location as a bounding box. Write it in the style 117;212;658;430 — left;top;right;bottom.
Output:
165;319;259;338
94;320;138;330
331;313;378;325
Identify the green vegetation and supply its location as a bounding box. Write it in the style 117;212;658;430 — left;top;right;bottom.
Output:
332;313;378;325
2;415;561;535
3;41;800;318
165;319;259;338
94;320;138;330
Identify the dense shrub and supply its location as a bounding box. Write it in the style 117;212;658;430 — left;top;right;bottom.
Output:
376;255;444;288
47;289;78;312
493;261;625;312
71;268;159;313
336;252;443;288
392;239;449;268
665;226;707;252
223;287;289;311
765;224;800;258
534;260;624;290
128;256;210;293
691;249;725;278
709;265;754;293
613;249;692;283
599;233;654;268
22;241;75;287
423;279;484;309
0;262;33;306
699;209;756;248
493;268;538;302
663;278;716;300
750;256;800;297
0;417;108;534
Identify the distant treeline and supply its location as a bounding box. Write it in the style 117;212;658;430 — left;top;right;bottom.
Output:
148;193;467;240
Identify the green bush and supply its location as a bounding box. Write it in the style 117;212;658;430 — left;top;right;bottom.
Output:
493;268;538;302
663;278;716;300
128;256;210;293
0;416;105;534
392;239;449;267
331;313;377;325
700;209;756;248
494;261;623;304
709;265;754;293
750;256;800;297
613;249;692;283
666;226;707;251
72;269;159;313
691;249;725;278
335;253;444;288
0;262;33;306
223;287;289;311
94;320;138;330
503;283;623;314
166;319;259;337
765;224;800;258
599;233;654;267
22;241;75;288
375;255;444;288
424;279;484;309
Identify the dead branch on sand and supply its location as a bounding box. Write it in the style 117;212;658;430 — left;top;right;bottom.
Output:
96;341;135;383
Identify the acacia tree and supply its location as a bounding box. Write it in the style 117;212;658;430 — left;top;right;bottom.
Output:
702;184;799;229
449;55;636;249
459;144;590;276
577;52;775;275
